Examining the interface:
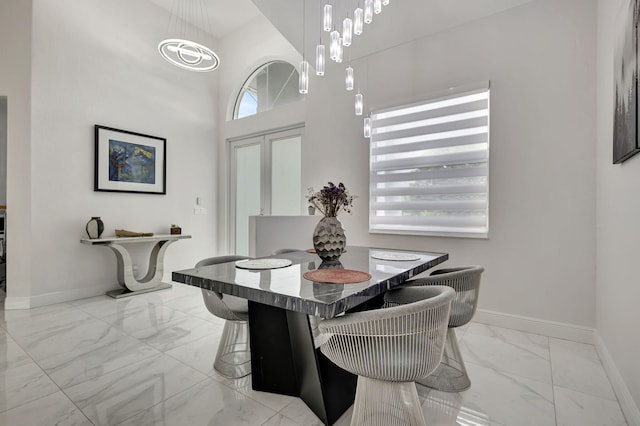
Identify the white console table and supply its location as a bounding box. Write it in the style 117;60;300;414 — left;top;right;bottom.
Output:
81;234;191;298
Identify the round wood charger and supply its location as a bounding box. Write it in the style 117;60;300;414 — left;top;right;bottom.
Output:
303;269;372;284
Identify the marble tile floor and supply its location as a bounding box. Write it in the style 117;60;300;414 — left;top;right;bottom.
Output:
0;283;629;426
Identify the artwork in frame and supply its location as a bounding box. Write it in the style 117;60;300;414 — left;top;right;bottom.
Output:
94;125;166;194
613;0;640;164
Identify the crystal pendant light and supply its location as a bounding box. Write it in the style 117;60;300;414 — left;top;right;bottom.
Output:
364;0;374;24
374;0;382;14
383;0;390;5
364;116;372;138
343;18;353;46
330;30;340;61
336;38;344;62
354;8;364;35
299;0;308;94
316;44;325;76
323;3;333;32
355;92;363;115
346;66;354;91
299;60;309;94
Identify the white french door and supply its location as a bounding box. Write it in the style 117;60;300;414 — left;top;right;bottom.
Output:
229;126;303;255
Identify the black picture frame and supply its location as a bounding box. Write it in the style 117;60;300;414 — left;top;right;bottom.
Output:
613;0;640;164
94;125;166;194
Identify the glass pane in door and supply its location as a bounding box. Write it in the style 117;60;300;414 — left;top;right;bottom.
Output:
235;143;261;256
271;136;302;215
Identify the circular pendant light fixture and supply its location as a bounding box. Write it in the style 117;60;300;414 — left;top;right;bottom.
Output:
158;39;219;72
158;0;220;73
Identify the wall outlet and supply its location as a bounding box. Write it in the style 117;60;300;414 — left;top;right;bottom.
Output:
193;207;207;215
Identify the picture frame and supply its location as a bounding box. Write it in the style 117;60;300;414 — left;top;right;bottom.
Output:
94;125;166;194
613;0;640;164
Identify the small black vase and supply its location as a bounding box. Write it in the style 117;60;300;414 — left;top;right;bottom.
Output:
86;217;104;239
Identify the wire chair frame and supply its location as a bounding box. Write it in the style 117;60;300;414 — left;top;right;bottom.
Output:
406;266;483;327
319;286;454;425
196;255;252;378
402;265;484;392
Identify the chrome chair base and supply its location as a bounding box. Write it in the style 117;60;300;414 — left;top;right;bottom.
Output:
214;319;251;378
418;328;470;392
352;376;425;426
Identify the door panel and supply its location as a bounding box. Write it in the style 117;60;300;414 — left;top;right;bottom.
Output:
271;135;301;216
229;128;303;255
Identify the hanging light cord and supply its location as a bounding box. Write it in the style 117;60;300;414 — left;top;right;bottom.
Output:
158;0;220;72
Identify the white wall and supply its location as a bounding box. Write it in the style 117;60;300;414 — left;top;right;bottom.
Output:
299;0;597;327
10;0;221;306
218;0;597;327
596;0;640;413
0;0;33;306
249;215;318;257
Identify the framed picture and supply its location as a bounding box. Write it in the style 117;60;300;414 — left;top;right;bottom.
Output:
94;125;166;194
613;0;640;164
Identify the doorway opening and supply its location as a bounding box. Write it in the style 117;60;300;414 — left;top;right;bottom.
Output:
228;126;303;255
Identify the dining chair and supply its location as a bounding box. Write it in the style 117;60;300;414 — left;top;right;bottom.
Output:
402;265;484;392
196;255;252;378
319;286;454;426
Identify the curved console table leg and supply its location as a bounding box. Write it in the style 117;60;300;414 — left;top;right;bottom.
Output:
105;240;178;298
81;234;191;298
108;244;134;290
139;240;175;286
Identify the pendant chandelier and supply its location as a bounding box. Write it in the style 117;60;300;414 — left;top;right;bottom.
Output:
158;0;220;72
299;0;309;93
300;0;391;138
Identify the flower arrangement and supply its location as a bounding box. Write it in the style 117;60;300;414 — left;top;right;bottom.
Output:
306;182;355;217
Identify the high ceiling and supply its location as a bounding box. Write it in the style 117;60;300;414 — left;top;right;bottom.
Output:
148;0;536;57
147;0;261;39
252;0;537;59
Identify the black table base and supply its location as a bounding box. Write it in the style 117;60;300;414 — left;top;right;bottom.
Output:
248;301;357;425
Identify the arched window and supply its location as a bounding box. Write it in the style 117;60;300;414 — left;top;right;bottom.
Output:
233;61;302;119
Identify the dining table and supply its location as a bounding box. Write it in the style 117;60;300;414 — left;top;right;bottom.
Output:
172;245;448;425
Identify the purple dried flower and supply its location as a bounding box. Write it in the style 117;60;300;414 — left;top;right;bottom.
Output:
306;181;355;217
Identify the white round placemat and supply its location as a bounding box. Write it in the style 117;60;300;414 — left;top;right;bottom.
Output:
235;258;293;270
370;252;420;261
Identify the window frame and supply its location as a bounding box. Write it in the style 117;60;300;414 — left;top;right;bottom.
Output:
232;61;301;120
368;83;490;239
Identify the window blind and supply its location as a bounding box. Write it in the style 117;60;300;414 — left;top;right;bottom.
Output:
369;86;490;238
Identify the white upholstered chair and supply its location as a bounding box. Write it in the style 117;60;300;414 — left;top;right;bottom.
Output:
319;286;454;425
197;255;252;378
402;265;484;392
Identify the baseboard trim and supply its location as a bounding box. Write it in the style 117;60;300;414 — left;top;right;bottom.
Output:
5;280;174;310
4;296;31;310
8;286;116;310
594;331;640;425
474;309;595;344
